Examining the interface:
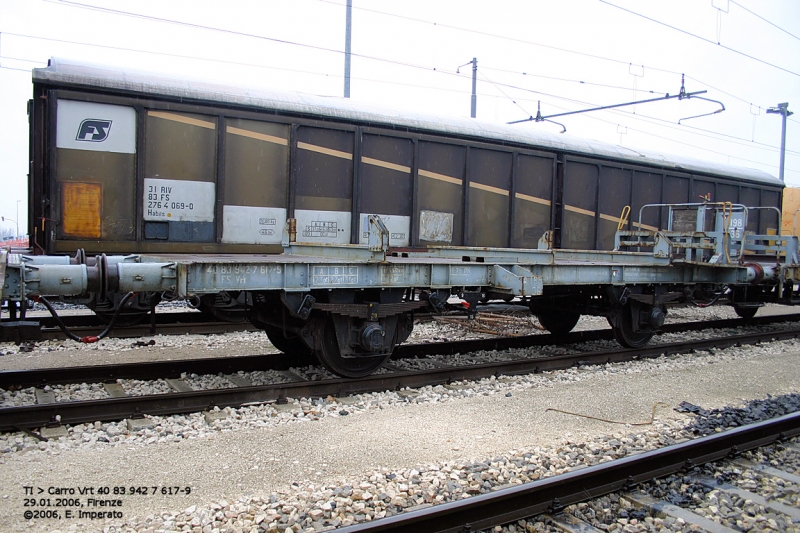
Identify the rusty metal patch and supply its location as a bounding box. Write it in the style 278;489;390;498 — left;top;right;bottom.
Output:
62;182;102;238
419;210;454;243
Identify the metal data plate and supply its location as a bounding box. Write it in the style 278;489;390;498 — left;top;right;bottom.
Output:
358;214;410;247
143;178;216;222
294;209;351;245
222;205;286;244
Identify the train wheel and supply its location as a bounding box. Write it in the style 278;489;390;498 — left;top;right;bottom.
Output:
609;304;654;348
263;325;314;359
536;311;580;335
314;318;392;378
733;305;758;320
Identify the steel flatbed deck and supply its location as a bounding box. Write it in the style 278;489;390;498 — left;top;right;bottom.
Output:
138;242;748;298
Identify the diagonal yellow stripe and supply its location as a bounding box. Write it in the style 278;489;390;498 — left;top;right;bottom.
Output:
148;110;216;129
515;192;551;206
362;156;411;174
226;126;288;146
564;204;595;217
469;181;509;196
633;221;659;231
419;169;462;185
598;213;622;223
298;141;353;160
597;213;659;231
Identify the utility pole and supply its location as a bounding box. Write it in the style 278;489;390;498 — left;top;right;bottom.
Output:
458;58;478;118
344;0;352;98
470;57;477;118
767;102;792;182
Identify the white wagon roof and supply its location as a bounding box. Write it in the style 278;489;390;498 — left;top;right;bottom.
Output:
34;57;782;187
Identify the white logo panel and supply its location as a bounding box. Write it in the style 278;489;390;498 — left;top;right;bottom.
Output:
57;100;136;153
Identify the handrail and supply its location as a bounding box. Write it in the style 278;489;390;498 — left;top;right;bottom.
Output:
745;206;782;236
617;205;631;231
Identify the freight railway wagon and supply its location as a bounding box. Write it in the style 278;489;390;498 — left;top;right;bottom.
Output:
12;58;797;376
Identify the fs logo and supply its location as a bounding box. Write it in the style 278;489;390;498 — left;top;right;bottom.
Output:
75;119;112;142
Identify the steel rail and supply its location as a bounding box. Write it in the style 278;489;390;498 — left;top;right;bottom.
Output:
1;325;800;432
1;311;256;341
1;313;797;389
38;320;256;340
335;412;800;533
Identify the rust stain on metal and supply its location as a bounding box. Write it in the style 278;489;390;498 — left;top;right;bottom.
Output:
62;182;102;238
419;210;454;243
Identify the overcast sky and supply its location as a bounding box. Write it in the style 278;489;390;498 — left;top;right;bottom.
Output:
1;0;798;238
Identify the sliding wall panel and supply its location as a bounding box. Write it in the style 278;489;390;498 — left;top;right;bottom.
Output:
143;110;218;242
597;166;631;250
55;99;137;241
221;118;290;244
467;148;512;247
561;160;598;250
293;126;354;244
512;153;554;249
417;141;465;246
359;134;413;246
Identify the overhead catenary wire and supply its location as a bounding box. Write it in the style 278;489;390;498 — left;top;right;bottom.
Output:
483;64;778;122
4;41;796;172
8;5;797;176
40;1;792;122
3;29;790;159
3;37;796;169
480;65;670;96
0;31;465;89
477;75;800;160
46;0;444;75
478;66;798;158
468;72;800;157
312;0;786;112
0;65;31;72
599;0;800;77
535;98;799;174
476;69;533;120
730;0;800;42
313;0;687;79
542;99;800;174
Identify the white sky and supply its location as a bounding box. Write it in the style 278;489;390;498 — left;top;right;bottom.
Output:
1;0;798;238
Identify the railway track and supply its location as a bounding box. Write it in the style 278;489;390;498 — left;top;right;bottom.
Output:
334;413;800;533
1;311;256;341
1;313;798;388
5;306;797;343
1;318;799;434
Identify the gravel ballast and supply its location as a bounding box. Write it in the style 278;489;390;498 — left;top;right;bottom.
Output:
0;308;800;533
0;325;797;532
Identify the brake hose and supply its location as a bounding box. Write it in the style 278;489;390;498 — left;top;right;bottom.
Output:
32;292;136;343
